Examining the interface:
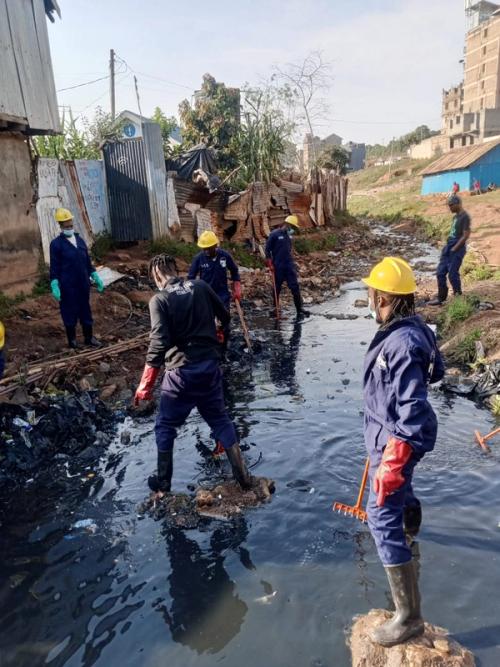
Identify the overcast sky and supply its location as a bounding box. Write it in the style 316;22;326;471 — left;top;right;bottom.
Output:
49;0;466;145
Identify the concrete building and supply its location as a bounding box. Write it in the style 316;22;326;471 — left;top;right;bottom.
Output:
408;134;449;159
421;138;500;194
441;3;500;150
343;142;366;172
302;132;343;172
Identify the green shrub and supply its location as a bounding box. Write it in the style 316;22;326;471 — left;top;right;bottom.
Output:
437;295;480;333
448;329;482;365
0;292;25;319
293;233;338;255
221;242;263;269
32;256;51;296
91;232;115;263
148;237;199;263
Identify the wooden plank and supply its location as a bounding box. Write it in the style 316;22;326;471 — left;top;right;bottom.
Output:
5;0;52;131
0;0;27;122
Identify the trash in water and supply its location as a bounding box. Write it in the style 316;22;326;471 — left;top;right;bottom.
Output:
138;477;276;526
71;519;98;533
255;590;277;604
12;418;32;431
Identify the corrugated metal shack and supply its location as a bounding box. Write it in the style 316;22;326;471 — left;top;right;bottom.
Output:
102;121;177;242
421;139;500;194
0;0;61;295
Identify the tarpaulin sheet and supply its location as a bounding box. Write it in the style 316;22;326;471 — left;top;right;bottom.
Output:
166;144;217;181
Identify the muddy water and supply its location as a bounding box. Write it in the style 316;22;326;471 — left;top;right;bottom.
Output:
1;249;500;667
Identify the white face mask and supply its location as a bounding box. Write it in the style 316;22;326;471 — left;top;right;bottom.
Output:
288;228;295;237
63;229;74;237
369;306;377;320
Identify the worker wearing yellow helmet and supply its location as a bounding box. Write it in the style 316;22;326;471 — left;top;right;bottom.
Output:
265;214;309;319
357;257;444;647
0;320;5;379
49;207;105;349
187;230;242;349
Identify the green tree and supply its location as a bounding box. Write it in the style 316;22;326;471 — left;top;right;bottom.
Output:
151;106;178;157
33;107;122;159
230;86;295;187
317;145;350;174
178;73;241;174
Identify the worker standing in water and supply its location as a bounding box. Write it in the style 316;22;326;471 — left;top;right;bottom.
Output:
361;257;444;646
265;215;309;319
188;231;241;346
49;208;104;348
134;254;252;493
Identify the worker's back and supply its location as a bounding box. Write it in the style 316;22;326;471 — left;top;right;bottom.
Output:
147;278;227;366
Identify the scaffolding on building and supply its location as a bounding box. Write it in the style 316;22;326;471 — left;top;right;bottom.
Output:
465;0;500;32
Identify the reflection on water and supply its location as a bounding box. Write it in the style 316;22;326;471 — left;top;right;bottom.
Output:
156;520;252;655
1;284;500;667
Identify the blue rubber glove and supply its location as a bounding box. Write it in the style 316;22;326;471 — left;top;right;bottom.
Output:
50;279;61;301
91;271;104;293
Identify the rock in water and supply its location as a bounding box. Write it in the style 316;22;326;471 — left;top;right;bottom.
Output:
349;610;476;667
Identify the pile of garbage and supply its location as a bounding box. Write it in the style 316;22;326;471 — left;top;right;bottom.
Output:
0;391;114;489
138;477;276;527
442;360;500;401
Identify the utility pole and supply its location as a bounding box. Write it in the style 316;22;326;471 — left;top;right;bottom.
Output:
134;75;142;117
109;49;116;120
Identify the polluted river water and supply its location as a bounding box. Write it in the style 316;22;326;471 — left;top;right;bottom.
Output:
1;239;500;667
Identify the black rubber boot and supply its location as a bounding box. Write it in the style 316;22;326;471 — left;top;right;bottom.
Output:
293;292;310;319
65;325;79;349
148;450;173;493
225;444;253;490
371;560;424;647
82;324;102;347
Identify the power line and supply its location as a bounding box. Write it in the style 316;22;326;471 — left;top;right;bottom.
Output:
317;117;442;126
114;53;194;91
57;75;109;92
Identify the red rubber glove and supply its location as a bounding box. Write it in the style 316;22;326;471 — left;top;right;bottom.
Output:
216;326;225;344
134;365;160;405
374;437;413;507
233;281;242;301
265;259;274;272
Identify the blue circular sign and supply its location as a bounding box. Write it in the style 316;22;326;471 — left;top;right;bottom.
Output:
123;123;136;138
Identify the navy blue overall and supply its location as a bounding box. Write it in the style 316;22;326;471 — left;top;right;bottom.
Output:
49;234;95;327
265;228;300;298
188;249;240;310
363;316;444;566
155;359;237;452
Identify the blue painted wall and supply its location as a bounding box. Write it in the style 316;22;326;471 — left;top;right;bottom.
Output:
469;144;500;188
421;144;500;194
421;169;470;195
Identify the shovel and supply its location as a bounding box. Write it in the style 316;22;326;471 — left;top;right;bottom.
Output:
332;457;369;523
234;299;252;352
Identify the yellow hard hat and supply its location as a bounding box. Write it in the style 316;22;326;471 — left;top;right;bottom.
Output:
362;257;417;295
0;320;4;350
55;207;73;223
285;214;300;228
197;230;219;248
